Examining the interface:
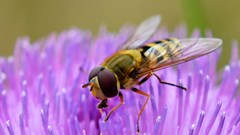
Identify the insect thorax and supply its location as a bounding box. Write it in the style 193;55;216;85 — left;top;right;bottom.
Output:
102;50;142;89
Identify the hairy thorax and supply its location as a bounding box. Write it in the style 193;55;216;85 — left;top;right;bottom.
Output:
101;50;142;89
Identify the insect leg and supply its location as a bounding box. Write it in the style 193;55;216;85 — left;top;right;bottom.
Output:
99;109;103;115
104;92;124;121
152;73;187;90
138;73;152;85
131;87;150;133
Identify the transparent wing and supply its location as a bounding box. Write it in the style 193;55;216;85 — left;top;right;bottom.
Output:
121;15;161;50
138;38;222;76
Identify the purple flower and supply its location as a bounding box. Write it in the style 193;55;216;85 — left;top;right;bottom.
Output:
0;25;239;135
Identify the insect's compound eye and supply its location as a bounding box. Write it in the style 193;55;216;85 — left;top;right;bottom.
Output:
97;68;119;98
89;66;105;81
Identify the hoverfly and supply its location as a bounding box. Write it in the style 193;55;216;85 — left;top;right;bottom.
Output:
82;15;222;132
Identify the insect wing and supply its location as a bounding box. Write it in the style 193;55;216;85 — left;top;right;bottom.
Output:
139;38;222;75
121;15;161;50
171;38;222;64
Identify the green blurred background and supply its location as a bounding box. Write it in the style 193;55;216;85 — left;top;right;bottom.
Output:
0;0;239;66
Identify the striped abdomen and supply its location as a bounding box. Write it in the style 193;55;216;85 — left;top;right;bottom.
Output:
138;38;181;64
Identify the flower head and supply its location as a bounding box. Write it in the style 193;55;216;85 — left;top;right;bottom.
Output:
0;25;239;135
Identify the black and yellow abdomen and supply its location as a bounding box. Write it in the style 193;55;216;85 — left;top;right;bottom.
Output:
138;38;181;64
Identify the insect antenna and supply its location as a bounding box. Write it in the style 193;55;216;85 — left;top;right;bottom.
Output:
82;82;94;88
